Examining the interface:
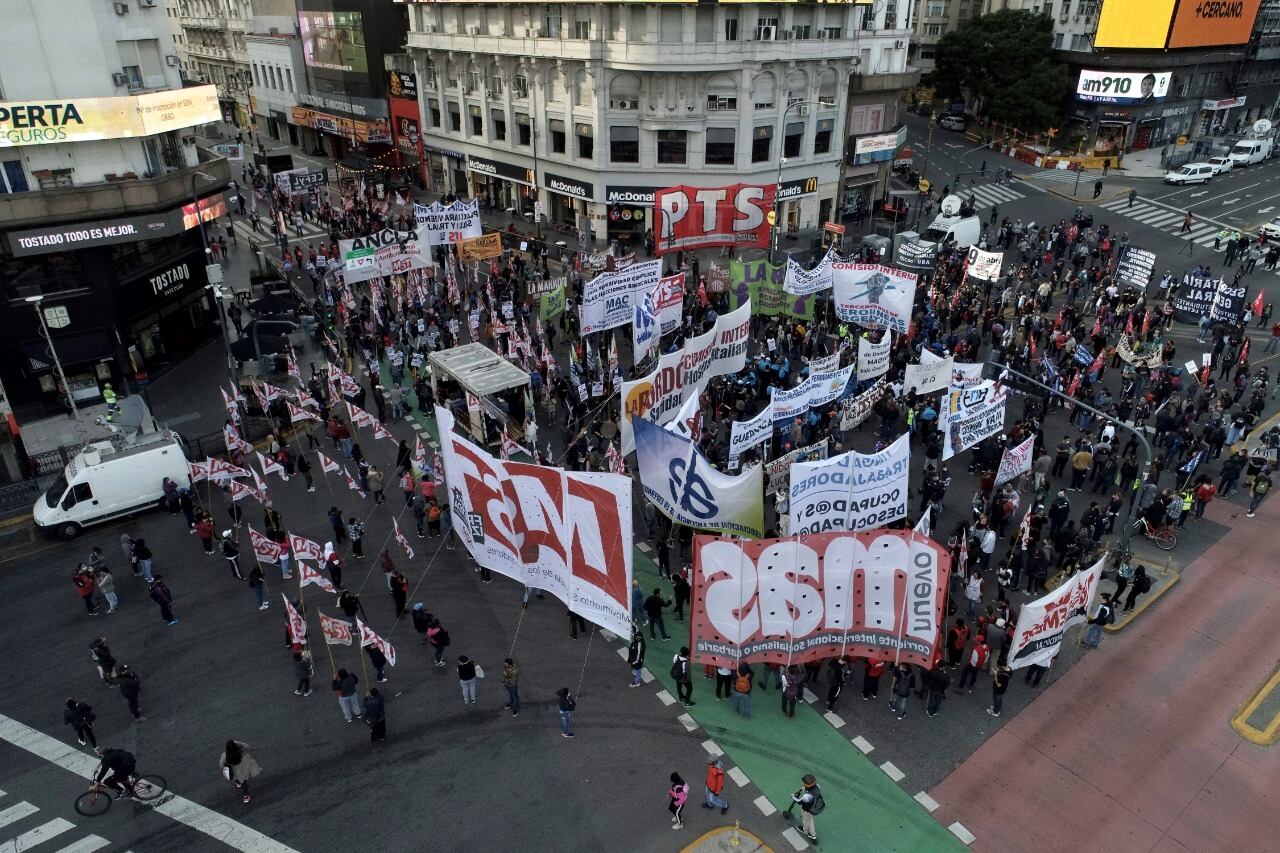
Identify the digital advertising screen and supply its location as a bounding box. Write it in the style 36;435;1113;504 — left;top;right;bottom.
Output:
299;10;368;75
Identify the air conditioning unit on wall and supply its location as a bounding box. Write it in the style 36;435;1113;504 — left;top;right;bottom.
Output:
113;2;128;14
111;72;129;86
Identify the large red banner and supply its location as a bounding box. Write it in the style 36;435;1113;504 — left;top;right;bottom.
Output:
691;530;950;669
654;184;775;256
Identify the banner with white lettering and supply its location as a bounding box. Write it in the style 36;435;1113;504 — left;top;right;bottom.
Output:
1114;244;1156;288
904;353;953;394
1172;274;1246;325
413;200;482;247
691;529;951;669
941;380;1008;460
839;376;888;430
633;416;764;538
339;229;428;283
621;301;751;454
965;246;1004;282
770;363;856;424
831;263;918;335
729;401;775;460
856;333;892;381
437;407;633;636
788;434;909;534
896;240;938;275
1007;557;1103;670
765;439;829;496
994;435;1035;486
654;183;775;255
580;260;662;336
783;248;836;295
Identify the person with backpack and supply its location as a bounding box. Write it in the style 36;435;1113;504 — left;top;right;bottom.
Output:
628;629;646;688
958;635;990;692
556;687;576;738
671;647;695;707
781;665;803;717
89;637;117;687
218;740;261;804
731;663;753;718
785;774;824;843
1247;468;1272;517
925;665;951;717
1123;566;1152;614
72;565;98;615
667;771;688;830
861;658;887;700
889;663;915;720
703;757;728;814
427;618;450;665
64;698;100;753
946;619;970;667
1082;592;1115;648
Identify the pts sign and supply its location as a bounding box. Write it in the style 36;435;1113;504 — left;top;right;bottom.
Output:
654;183;775;256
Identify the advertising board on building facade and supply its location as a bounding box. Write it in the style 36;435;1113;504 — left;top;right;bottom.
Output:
0;85;220;148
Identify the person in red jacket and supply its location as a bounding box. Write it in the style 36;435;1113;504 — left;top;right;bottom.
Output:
703;757;728;813
862;658;888;700
946;619;970;667
958;634;990;693
72;565;98;615
1193;477;1217;519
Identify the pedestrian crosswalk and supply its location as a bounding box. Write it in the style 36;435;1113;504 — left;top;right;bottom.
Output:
1026;168;1098;184
1096;196;1280;275
0;789;115;853
945;180;1027;215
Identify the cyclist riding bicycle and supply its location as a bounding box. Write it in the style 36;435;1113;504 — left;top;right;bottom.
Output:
94;748;136;798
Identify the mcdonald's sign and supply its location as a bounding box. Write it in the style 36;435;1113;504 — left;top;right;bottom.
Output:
777;176;820;200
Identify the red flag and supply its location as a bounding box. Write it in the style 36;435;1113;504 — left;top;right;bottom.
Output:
1055;307;1064;330
188;460;210;483
346;402;376;428
1252;289;1265;319
1124;313;1134;336
1089;349;1105;376
1239;336;1251;366
257;450;289;481
1141;308;1151;337
300;563;336;592
373;422;396;443
315;451;341;474
283;595;308;644
249;526;284;563
227;479;256;502
1089;314;1102;338
392;518;415;560
1067;370;1082;399
1199;362;1211;385
320;612;352;646
288;533;324;562
288;402;320;423
357;619;397;666
1029;335;1037;357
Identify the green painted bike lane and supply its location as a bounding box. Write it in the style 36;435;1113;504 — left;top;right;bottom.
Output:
398;404;963;850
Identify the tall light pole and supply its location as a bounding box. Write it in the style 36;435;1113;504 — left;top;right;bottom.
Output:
771;100;822;264
191;170;218;267
206;283;239;387
25;295;78;421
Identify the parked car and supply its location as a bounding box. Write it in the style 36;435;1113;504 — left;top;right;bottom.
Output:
1206;156;1234;175
1260;216;1280;239
1164;163;1214;185
939;114;967;132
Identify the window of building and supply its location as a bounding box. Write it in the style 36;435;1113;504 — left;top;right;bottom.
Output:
660;6;683;42
285;68;293;92
705;127;735;165
544;8;562;37
629;5;647;41
252;64;260;86
512;74;529;99
465;71;480;94
752;125;773;162
824;26;843;39
491;109;506;140
924;23;945;36
469;105;483;135
577;123;594;158
516;112;531;145
814;119;833;154
657;129;687;164
549;119;566;153
610;125;639;162
37;169;74;189
724;12;739;41
488;75;504;96
123;65;143;88
784;122;804;158
609;73;640;109
0;160;29;193
926;1;948;16
792;25;811;39
428;99;441;127
755;16;778;40
424;60;437;89
573;6;590;38
706;73;738;112
448;103;461;132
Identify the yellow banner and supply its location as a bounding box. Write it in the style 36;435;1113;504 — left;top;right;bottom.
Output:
457;232;503;262
0;85;219;148
1094;0;1177;48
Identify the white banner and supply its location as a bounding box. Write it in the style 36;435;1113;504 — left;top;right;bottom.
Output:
839;376;888;430
904;354;952;394
771;363;856;423
437;408;634;636
941;380;1008;460
951;361;984;388
765;439;829;496
1007;558;1104;670
965;246;1003;282
633;416;764;538
730;401;775;459
632;285;660;362
783;248;835;295
788;434;909;534
621;301;751;454
994;435;1035;486
413;200;482;247
339;229;429;283
857;333;892;381
580;259;662;336
832;263;918;335
633;272;687;361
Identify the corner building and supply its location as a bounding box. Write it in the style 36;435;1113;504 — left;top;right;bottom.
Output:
401;1;917;247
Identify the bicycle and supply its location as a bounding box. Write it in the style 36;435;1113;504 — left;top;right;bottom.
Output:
1133;518;1177;551
74;773;167;817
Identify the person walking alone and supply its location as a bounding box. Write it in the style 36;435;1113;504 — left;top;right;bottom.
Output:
644;588;672;640
364;688;386;743
148;576;177;625
987;665;1011;717
703;757;728;814
1081;592;1114;648
247;564;269;611
667;772;689;830
332;669;362;722
556;686;576;738
502;658;520;717
457;655;480;705
222;531;245;580
785;774;824;843
218;740;261;804
64;698;100;754
116;664;144;722
671;647;695;707
628;628;646;688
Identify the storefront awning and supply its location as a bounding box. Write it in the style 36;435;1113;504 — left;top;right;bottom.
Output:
22;330;112;371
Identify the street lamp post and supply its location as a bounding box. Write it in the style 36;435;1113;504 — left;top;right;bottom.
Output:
25;295;78;421
191;170;218;266
206;284;240;387
771;100;822;265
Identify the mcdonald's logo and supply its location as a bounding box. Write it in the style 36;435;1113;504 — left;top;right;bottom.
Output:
778;176;820;199
804;176;818;194
525;168;536;185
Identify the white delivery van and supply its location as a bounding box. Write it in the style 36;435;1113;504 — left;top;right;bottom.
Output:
33;432;190;539
1228;137;1273;167
923;195;982;248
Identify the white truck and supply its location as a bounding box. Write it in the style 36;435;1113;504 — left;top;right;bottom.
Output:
923;195;983;248
33;431;190;539
1228;120;1275;167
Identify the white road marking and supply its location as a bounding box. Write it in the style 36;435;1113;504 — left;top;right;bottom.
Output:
640;667;654;684
728;766;750;787
656;689;676;706
851;735;875;754
677;713;698;732
822;711;846;728
0;803;38;830
616;647;628;660
54;837;112;853
1223;197;1242;205
0;714;302;853
802;688;819;704
781;827;810;850
753;795;777;816
949;822;977;844
1190;190;1209;197
1260;207;1275;214
0;818;74;853
880;761;905;782
701;739;722;756
914;791;940;812
600;629;616;642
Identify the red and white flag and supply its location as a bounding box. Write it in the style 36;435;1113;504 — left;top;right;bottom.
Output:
347;402;376;428
222;388;241;423
288;402;320;423
259;381;287;402
210;459;251;482
606;443;626;475
315;451;341;474
287;351;302;384
224;425;252;455
392;518;415;560
227;479;256;502
295;388;319;409
257;450;289;481
357;619;397;666
373;422;395;443
188;460;210;483
288;533;324;563
345;470;367;498
1252;289;1265;320
320;611;352;646
413;437;427;473
283;595;308;645
300;562;336;592
250;526;284;563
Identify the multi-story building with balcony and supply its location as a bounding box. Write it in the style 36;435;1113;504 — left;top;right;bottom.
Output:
911;0;984;71
402;1;918;247
246;0;310;149
0;0;231;421
172;0;253;125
